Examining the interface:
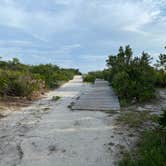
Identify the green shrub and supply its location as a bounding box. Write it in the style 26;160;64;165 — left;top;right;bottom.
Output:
155;70;166;87
52;96;61;101
83;74;96;83
119;129;166;166
30;64;79;88
112;71;130;99
0;70;39;97
119;109;166;166
87;69;111;81
0;58;80;98
88;71;104;79
107;46;156;103
159;109;166;128
155;51;166;88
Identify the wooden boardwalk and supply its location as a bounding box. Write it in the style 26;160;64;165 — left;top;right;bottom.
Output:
72;79;120;111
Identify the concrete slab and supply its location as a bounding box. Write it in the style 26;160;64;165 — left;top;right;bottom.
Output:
72;79;120;111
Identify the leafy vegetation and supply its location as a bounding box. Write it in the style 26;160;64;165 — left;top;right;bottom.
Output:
154;53;166;88
159;109;166;128
83;46;165;105
52;96;61;101
112;47;166;165
83;74;96;83
119;129;166;166
156;53;166;70
105;45;166;104
0;69;40;98
155;70;166;87
30;64;80;88
0;58;80;99
119;110;166;166
82;69;111;84
116;111;158;128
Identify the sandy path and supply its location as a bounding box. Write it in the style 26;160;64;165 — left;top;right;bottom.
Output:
0;76;119;166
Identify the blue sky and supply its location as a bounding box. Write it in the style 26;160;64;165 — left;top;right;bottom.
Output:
0;0;165;72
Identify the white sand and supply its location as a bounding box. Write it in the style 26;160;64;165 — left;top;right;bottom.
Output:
0;76;120;166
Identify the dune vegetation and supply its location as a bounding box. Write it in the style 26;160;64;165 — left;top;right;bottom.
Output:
84;45;166;105
0;57;80;99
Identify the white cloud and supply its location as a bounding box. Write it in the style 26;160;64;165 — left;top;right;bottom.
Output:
0;0;165;38
0;0;165;72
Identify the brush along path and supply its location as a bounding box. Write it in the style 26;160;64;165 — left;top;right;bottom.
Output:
72;79;120;111
0;76;121;166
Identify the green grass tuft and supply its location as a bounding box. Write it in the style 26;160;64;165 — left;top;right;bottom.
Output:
52;96;61;101
116;111;158;128
119;129;166;166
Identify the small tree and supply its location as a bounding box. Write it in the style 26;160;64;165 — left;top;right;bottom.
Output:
12;58;20;65
155;47;166;87
106;46;156;103
156;47;166;70
159;109;166;128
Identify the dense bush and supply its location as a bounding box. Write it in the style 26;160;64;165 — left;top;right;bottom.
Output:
155;70;166;87
106;46;156;103
83;74;96;83
0;70;39;97
119;109;166;166
111;71;130;98
88;71;105;79
87;69;111;81
156;53;166;70
30;64;79;88
119;129;166;166
159;109;166;128
154;50;166;87
0;58;80;98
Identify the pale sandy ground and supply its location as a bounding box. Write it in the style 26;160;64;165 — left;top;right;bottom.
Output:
1;76;164;166
0;76;123;166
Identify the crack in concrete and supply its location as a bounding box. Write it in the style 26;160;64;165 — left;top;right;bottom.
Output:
16;143;24;160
